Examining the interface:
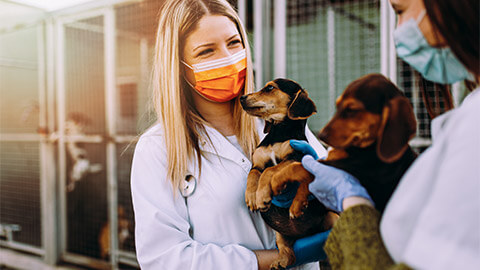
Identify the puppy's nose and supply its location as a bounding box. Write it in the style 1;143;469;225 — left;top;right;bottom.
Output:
318;127;329;142
240;95;247;102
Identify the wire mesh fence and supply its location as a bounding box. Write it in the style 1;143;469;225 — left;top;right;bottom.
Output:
0;0;460;268
0;142;42;248
285;0;381;132
0;19;42;252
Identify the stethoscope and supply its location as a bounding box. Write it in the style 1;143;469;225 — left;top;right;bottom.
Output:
180;174;196;237
180;174;197;198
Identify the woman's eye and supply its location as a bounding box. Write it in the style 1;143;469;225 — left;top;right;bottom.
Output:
228;39;242;47
197;48;213;57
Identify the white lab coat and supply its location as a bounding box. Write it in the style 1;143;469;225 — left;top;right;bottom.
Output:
381;87;480;269
131;121;327;269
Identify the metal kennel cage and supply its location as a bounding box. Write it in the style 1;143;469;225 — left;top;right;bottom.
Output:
0;0;459;269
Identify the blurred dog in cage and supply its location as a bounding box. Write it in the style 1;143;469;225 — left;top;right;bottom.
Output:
98;206;132;260
66;112;103;192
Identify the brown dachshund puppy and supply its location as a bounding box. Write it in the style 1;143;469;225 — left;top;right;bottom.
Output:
271;73;417;214
241;79;337;270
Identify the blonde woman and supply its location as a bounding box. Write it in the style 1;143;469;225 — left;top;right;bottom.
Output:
130;0;326;269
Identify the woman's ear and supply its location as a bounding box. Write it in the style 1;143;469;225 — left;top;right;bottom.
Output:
376;96;417;163
287;90;317;120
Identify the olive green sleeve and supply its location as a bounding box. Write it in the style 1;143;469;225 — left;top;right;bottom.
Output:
324;205;412;270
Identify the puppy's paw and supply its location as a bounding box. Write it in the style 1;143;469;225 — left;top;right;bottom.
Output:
289;200;308;219
256;187;272;211
269;261;287;270
245;191;257;211
269;255;293;270
270;176;288;197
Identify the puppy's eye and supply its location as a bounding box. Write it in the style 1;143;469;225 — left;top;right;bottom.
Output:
341;108;359;118
265;85;274;91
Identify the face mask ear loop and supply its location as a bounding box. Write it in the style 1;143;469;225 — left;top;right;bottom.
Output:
416;10;427;25
183;76;196;89
181;60;197;89
181;60;195;71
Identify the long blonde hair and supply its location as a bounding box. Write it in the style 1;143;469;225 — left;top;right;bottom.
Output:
151;0;259;193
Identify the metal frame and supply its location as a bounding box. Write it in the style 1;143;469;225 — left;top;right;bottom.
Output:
273;0;286;79
253;0;264;89
104;7;119;269
380;0;397;83
327;5;336;118
0;21;46;258
53;4;138;269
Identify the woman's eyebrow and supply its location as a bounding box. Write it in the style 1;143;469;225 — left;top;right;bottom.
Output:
226;34;240;41
193;43;214;52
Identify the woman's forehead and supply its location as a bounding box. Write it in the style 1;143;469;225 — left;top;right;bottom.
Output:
185;15;238;47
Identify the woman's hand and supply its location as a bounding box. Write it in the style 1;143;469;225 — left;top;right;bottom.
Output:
253;249;279;270
302;155;374;212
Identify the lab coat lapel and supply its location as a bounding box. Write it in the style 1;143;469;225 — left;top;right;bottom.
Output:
199;125;252;172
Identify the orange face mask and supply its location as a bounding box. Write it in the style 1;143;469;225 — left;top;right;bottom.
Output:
183;49;247;103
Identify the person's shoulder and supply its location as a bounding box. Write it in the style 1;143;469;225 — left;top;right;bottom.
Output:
136;122;166;151
141;122;165;138
454;88;480;124
463;87;480;107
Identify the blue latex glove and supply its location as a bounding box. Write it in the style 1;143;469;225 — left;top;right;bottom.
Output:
271;182;316;208
290;139;319;160
271;140;319;208
288;229;331;268
302;155;373;212
271;182;300;208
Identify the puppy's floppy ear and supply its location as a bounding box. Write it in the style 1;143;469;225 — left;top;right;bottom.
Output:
288;90;317;120
376;96;417;163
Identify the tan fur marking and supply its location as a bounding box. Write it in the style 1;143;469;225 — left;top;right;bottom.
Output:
241;81;292;121
271;232;296;269
270;161;315;218
255;160;295;210
245;169;262;211
326;148;349;161
252;141;294;170
320;102;382;149
340;97;365;110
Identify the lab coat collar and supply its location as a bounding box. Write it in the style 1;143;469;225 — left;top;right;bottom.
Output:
431;87;480;141
198;124;252;172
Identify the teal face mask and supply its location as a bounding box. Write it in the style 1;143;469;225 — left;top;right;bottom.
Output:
393;10;473;84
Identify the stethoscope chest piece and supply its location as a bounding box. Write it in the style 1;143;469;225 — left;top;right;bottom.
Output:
180;174;196;197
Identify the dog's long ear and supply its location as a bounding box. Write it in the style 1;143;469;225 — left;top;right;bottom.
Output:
288;90;317;120
376;96;417;163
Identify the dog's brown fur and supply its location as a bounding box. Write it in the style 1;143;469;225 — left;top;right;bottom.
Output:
272;73;417;214
99;206;132;260
241;79;336;269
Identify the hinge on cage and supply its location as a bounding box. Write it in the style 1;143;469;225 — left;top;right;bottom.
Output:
0;223;22;242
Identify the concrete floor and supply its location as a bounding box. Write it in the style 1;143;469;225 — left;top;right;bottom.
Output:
0;248;85;270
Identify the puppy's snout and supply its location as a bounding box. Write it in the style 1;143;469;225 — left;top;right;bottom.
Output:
240;95;247;102
318;127;330;143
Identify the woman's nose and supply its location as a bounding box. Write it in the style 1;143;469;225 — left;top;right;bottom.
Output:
218;46;232;58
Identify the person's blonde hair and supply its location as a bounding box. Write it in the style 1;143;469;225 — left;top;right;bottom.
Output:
151;0;259;194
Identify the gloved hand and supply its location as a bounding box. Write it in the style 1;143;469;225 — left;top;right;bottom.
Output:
302;155;373;212
271;182;300;208
289;139;319;160
271;140;319;208
288;229;331;268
